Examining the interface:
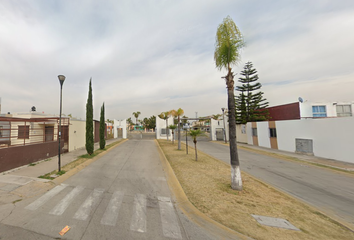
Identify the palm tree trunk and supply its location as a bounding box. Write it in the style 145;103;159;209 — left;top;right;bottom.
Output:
194;141;198;161
177;116;181;150
227;68;242;190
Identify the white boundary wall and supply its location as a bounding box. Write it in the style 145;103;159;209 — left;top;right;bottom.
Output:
156;116;173;141
246;117;354;164
114;119;127;139
68;119;86;151
256;122;271;148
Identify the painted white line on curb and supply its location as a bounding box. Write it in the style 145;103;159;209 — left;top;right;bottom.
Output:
49;186;84;215
25;184;68;211
100;191;124;226
73;188;105;221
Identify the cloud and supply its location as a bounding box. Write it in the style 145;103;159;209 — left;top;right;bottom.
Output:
0;0;353;121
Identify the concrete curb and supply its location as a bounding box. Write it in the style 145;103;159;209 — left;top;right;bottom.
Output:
52;139;128;185
155;139;251;240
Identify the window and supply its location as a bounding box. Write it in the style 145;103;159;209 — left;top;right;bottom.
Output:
45;126;54;141
336;105;352;117
252;128;257;137
0;126;2;137
269;128;277;138
312;106;327;117
161;128;170;135
18;125;29;139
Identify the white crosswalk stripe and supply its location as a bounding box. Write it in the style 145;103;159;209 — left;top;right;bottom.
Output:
25;184;68;211
130;193;147;233
25;185;183;238
100;190;124;226
49;185;84;216
74;188;105;221
158;196;182;239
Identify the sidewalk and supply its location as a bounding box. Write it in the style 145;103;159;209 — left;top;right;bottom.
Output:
236;142;354;172
1;138;122;179
0;138;123;206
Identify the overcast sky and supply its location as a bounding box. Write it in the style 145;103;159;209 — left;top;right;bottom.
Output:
1;0;353;121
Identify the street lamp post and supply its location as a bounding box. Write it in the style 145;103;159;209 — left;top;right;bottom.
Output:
222;108;227;143
58;75;66;172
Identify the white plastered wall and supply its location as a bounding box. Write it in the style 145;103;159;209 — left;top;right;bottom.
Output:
236;124;247;143
156;116;173;141
246;117;354;164
114;119;127;139
246;122;253;145
276;117;354;163
256;122;271;148
68;119;86;152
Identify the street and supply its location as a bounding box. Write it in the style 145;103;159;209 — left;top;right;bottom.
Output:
195;141;354;227
0;140;224;240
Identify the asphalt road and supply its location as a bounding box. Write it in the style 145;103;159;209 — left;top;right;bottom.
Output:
0;139;228;240
195;141;354;227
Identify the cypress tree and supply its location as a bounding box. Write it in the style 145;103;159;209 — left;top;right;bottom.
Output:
86;79;94;155
235;62;269;123
99;102;106;149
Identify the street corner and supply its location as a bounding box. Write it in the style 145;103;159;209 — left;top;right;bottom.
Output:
11;180;55;201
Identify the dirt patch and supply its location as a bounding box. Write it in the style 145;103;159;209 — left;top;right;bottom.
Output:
158;140;354;240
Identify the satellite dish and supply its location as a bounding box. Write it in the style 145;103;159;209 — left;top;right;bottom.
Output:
298;97;303;103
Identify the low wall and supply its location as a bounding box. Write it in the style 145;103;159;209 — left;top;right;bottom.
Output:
0;141;62;173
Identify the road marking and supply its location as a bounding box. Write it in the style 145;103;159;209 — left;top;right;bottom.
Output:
49;185;84;216
100;191;124;226
130;194;147;233
25;184;68;211
158;196;182;239
73;188;105;221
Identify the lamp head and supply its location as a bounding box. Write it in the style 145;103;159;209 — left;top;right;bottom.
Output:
58;75;66;86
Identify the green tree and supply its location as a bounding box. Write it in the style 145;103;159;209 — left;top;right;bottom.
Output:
235;62;269;123
99;102;106;149
214;15;245;190
132;111;141;125
189;129;203;161
235;92;247;124
169;125;177;144
212;114;222;120
143;115;156;130
86;79;94;155
127;117;134;127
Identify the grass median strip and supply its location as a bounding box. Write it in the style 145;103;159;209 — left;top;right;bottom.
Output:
157;139;354;240
39;140;124;180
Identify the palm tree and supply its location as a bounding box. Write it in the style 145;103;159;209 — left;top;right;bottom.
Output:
189;129;203;161
158;111;171;141
214;15;245;191
132;111;141;125
212;114;222;120
169;125;177;144
171;108;184;150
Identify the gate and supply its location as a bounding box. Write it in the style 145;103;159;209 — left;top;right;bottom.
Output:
118;128;123;138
